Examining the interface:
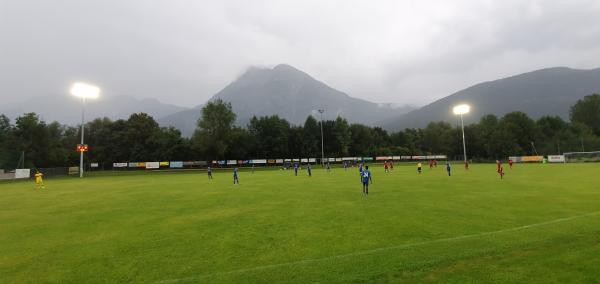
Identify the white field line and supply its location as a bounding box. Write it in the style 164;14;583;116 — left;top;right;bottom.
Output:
155;211;600;283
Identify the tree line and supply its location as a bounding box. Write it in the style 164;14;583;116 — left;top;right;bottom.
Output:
1;94;599;169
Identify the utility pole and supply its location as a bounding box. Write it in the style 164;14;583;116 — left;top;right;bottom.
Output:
318;109;325;167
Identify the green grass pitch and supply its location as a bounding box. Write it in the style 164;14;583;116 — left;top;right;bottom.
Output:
1;163;600;283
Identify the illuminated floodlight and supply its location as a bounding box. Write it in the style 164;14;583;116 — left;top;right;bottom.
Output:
452;104;470;169
70;82;100;99
453;104;470;115
70;82;100;178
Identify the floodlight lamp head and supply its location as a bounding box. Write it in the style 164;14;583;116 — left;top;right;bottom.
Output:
453;104;470;115
70;82;100;99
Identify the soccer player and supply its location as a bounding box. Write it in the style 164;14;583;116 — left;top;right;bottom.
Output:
362;165;372;195
417;162;422;174
433;159;438;167
390;162;394;171
307;163;312;177
326;162;331;172
496;160;501;173
294;162;299;176
446;161;451;176
359;163;364;181
35;170;45;189
207;166;213;180
498;161;505;179
508;159;513;169
233;167;239;184
429;159;433;169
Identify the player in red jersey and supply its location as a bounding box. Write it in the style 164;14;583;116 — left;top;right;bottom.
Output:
508;159;513;169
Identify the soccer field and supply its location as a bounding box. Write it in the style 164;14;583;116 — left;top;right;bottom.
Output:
1;163;599;283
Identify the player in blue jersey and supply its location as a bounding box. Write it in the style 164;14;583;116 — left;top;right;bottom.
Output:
294;162;299;176
233;167;239;184
307;163;312;177
446;161;451;176
362;165;372;195
207;166;213;180
358;163;364;181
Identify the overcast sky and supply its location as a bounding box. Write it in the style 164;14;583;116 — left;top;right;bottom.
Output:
2;0;600;108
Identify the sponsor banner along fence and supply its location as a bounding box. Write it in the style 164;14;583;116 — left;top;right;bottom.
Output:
128;162;145;168
170;161;184;168
68;167;79;175
15;169;31;179
404;155;447;160
145;162;160;169
509;156;544;163
104;155;452;170
375;156;393;161
547;155;565;163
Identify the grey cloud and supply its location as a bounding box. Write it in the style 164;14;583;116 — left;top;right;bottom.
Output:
1;0;600;108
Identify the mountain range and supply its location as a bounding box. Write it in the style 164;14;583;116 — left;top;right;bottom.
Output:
158;64;414;136
382;67;600;131
1;95;187;126
2;65;599;136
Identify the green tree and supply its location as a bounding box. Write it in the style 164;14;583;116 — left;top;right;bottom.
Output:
287;126;305;157
536;116;568;155
422;122;454;155
12;113;52;167
570;94;600;136
302;116;321;157
192;99;236;160
331;117;351;157
0;115;16;168
349;123;373;156
84;118;117;164
248;115;290;158
126;113;161;161
153;127;191;161
227;127;255;159
499;112;538;155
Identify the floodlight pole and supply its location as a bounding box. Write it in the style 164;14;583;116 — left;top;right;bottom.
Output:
459;113;467;167
318;109;325;167
79;97;86;178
